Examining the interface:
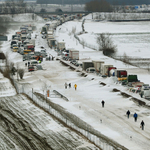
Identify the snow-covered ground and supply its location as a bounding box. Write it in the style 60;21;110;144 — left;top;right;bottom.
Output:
1;13;150;150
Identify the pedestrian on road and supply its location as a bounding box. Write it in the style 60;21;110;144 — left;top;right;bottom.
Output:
133;112;138;122
140;120;145;130
25;63;27;67
65;83;67;89
28;62;30;66
101;100;105;107
126;110;130;118
69;83;71;88
74;84;77;90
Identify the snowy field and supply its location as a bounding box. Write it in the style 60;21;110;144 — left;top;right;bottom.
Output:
1;13;150;150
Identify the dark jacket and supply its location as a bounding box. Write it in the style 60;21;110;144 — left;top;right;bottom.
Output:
126;110;130;115
141;121;145;126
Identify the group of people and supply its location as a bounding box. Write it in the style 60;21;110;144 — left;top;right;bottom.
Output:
65;83;77;90
100;103;145;130
126;110;145;130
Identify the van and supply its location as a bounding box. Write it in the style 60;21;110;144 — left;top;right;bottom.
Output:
86;67;96;73
75;61;82;67
140;90;150;99
141;84;149;91
30;60;38;66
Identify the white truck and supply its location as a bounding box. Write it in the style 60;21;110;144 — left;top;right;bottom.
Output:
100;64;113;76
47;30;53;38
57;42;65;50
21;34;27;42
69;49;79;60
28;26;32;33
92;60;104;73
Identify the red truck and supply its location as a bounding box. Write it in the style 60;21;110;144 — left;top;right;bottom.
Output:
117;70;127;78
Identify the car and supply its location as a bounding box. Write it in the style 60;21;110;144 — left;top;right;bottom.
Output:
34;51;41;56
12;44;18;49
11;40;18;48
28;66;34;72
70;59;77;65
86;67;96;73
30;60;38;66
40;49;46;53
13;46;19;52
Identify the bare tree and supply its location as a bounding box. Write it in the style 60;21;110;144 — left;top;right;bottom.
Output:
82;19;85;32
3;0;26;14
97;33;117;56
122;52;129;63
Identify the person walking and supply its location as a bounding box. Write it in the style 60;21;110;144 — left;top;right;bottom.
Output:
101;100;105;107
74;84;77;90
69;83;71;88
65;83;67;89
126;110;130;118
28;61;30;66
133;112;138;122
140;120;145;130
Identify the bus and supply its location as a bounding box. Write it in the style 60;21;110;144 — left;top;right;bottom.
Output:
24;49;32;55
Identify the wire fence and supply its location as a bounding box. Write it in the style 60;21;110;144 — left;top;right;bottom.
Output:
11;76;128;150
74;34;99;51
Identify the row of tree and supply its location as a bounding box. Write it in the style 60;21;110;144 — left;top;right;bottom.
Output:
36;0;92;4
36;0;150;5
1;0;35;14
85;0;113;12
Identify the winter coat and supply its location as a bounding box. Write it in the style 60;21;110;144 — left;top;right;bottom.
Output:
126;110;130;115
141;121;145;126
133;113;138;118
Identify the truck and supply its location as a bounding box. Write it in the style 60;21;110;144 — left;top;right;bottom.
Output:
108;67;117;77
48;38;56;48
127;75;138;82
116;70;128;81
82;60;94;71
41;26;47;34
47;30;53;38
100;64;113;76
30;39;35;46
69;49;79;60
92;60;104;73
21;34;27;42
57;42;65;51
47;35;54;42
28;26;32;33
25;44;34;52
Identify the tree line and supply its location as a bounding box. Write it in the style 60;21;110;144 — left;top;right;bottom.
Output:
85;0;113;12
36;0;150;5
36;0;91;4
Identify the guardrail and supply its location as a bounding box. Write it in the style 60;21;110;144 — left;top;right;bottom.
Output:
12;77;128;150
